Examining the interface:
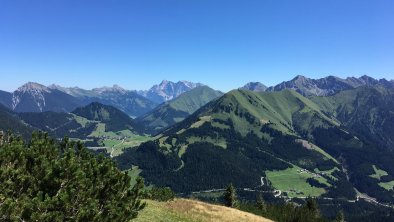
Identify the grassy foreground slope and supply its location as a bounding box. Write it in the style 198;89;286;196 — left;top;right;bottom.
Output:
135;199;272;222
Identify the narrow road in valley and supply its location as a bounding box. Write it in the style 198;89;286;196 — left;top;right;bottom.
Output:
110;139;125;158
273;190;281;197
87;147;108;150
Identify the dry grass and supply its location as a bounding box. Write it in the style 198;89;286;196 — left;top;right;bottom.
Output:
166;198;273;222
134;198;273;222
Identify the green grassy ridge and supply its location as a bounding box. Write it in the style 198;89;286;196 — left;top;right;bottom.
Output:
72;102;135;132
135;86;223;135
117;88;346;194
168;86;223;113
118;87;394;203
18;111;97;139
165;89;339;139
155;89;343;171
17;106;149;156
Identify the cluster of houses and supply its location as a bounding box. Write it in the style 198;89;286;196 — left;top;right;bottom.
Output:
297;168;325;178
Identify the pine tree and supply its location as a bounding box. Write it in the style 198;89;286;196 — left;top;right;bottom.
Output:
0;131;145;221
223;183;238;208
335;210;345;222
256;193;266;212
305;197;320;219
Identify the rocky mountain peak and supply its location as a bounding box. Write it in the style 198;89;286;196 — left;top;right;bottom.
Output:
241;82;267;92
17;82;51;93
92;85;127;94
291;75;311;84
138;80;204;103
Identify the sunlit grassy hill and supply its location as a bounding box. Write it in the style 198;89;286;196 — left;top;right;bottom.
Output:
135;199;273;222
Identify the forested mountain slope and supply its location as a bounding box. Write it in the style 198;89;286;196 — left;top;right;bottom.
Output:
117;88;394;205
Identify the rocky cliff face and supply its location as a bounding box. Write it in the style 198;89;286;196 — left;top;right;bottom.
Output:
9;82;83;112
266;75;394;96
138;80;204;103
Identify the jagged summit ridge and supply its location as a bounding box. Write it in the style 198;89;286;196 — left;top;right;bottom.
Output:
139;80;204;103
92;84;127;94
17;82;51;93
255;75;394;96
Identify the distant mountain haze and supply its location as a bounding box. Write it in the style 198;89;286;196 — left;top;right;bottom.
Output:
7;82;83;113
137;80;205;104
50;84;157;117
266;75;394;96
241;75;394;96
0;75;393;117
240;82;267;92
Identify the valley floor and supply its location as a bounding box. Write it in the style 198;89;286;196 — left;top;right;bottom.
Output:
134;198;273;222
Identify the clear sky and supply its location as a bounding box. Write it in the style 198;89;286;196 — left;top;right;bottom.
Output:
0;0;393;92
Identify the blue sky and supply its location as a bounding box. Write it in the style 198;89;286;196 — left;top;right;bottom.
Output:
0;0;393;92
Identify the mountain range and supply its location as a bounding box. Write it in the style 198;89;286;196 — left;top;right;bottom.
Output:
1;75;393;118
137;80;205;104
2;74;394;220
50;84;157;117
0;80;203;117
117;85;394;209
242;75;394;96
2;82;83;113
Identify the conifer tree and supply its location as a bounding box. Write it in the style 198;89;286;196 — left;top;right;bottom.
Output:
335;210;345;222
305;197;320;219
256;193;266;212
0;131;145;221
223;183;238;208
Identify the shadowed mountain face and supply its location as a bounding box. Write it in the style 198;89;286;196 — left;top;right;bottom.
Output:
1;82;83;113
312;86;394;151
50;84;157;117
72;102;135;132
18;102;140;145
0;90;12;108
0;104;33;139
138;80;204;104
134;86;223;135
